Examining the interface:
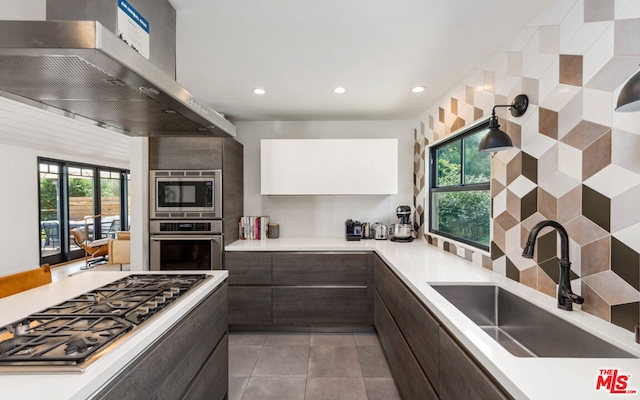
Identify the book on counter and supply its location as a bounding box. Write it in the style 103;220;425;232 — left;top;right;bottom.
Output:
239;216;270;240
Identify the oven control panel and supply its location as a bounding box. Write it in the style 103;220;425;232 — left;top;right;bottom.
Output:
150;220;223;235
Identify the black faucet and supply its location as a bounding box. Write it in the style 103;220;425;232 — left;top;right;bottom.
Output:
522;220;584;311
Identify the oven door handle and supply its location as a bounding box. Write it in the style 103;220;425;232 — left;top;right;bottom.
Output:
151;236;220;241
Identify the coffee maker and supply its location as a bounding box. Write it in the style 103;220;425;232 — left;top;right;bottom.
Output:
390;205;414;242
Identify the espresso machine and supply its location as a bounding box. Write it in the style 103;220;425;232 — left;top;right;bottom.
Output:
390;205;414;242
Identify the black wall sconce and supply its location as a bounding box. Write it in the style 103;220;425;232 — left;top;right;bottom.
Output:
479;94;529;152
615;68;639;112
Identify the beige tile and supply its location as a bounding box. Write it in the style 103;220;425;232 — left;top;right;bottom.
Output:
561;120;610;150
465;85;474;105
507;121;522;149
506;152;522;186
581;236;611;277
537;270;558;298
538;188;558;221
439;107;445;123
364;378;402;400
585;57;640;92
483;70;495;93
582;130;612;180
495;211;519;232
474;107;484;121
506;189;521;221
614;18;640;56
539;108;559;139
581;282;611;322
252;345;310;377
582;270;640;305
306;378;368;400
520;266;538;290
539;25;559;54
559;55;583;86
450;97;458;115
482;254;493;270
584;0;614;22
491;179;506;198
564;216;609;246
557;186;582;224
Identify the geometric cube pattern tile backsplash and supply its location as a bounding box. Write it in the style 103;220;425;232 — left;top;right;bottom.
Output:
417;0;640;331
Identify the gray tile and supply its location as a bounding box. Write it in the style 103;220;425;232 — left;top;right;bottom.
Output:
311;333;356;347
353;332;380;347
356;345;392;378
228;377;249;400
229;345;262;377
364;378;402;400
241;377;306;400
309;346;363;378
265;332;310;346
252;345;310;377
305;377;368;400
229;332;267;346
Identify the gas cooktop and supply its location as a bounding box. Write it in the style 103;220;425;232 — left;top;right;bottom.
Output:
0;274;208;372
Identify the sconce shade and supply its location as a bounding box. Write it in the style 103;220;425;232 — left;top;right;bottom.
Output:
615;70;640;112
478;117;513;152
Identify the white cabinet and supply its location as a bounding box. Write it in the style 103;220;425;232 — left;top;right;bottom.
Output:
260;138;398;195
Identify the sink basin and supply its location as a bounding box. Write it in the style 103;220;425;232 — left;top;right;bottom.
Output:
431;284;638;358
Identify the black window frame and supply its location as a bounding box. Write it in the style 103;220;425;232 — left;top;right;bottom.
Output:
428;120;491;251
38;157;129;266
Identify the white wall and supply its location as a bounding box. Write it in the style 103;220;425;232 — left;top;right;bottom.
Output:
236;120;416;238
0;0;45;20
0;96;134;277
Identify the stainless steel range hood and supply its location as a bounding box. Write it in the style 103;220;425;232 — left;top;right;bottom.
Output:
0;21;236;137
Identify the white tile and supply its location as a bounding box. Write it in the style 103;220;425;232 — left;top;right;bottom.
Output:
539;25;560;54
544;0;580;25
583;23;615;84
611;184;640;233
526;1;555;27
540;84;582;112
492;255;507;276
521;29;540;75
558;89;583;139
493;188;508;216
494;54;509;91
612;128;640;174
483;70;495;93
612;83;640;134
524;54;558;80
538;56;561;104
508;175;537;198
505;225;537;271
557;142;582;180
482;52;505;73
584;164;640;198
612;223;640;252
568;238;582;277
522;131;557;158
508;26;538;53
562;21;611;55
520;107;540;145
539;170;581;197
615;0;640;19
538;143;559;183
492;158;508;186
559;0;584;50
496;76;521;98
582;88;613;126
507;52;523;77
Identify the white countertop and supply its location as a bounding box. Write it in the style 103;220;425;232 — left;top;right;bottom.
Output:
226;238;640;399
0;270;228;400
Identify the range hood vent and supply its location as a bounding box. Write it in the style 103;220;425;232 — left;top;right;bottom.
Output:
0;21;235;137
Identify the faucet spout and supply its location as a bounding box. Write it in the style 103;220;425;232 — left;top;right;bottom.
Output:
521;220;584;311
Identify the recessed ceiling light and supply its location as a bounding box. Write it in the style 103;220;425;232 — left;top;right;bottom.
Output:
253;88;266;95
411;86;425;93
334;87;346;94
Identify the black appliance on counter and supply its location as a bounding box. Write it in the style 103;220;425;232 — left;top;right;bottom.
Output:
345;219;362;241
0;274;208;373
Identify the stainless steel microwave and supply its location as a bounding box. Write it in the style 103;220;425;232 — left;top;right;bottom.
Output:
150;170;222;219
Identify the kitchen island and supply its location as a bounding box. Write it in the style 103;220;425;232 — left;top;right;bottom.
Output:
226;238;640;400
0;270;228;400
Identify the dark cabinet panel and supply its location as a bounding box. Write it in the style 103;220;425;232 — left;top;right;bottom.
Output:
229;286;272;325
273;287;368;325
439;328;510;400
225;252;272;285
180;335;228;400
93;284;228;400
375;255;440;388
375;292;438;400
222;138;244;246
149;137;224;170
272;253;367;285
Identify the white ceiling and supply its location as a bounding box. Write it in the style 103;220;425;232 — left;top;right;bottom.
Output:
169;0;552;122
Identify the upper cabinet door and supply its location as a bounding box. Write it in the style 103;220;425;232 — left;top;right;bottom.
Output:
260;138;398;195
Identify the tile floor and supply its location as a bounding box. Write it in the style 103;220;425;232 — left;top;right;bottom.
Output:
229;331;402;400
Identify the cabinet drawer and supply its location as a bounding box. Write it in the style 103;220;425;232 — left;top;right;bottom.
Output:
180;334;228;400
375;255;440;388
272;253;367;285
273;287;367;324
439;328;510;400
225;252;272;285
375;292;438;400
228;286;272;324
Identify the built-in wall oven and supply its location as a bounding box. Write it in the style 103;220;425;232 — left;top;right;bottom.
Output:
150;170;222;219
150;220;223;271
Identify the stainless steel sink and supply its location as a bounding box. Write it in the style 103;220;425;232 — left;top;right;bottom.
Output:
431;284;638;358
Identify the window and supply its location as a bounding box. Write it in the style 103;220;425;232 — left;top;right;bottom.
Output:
429;121;491;250
38;158;129;265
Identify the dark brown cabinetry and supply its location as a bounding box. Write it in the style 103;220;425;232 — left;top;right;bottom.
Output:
374;255;511;400
149;137;243;246
226;251;373;327
93;283;229;400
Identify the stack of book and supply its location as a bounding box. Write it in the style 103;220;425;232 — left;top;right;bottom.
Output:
239;216;270;240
